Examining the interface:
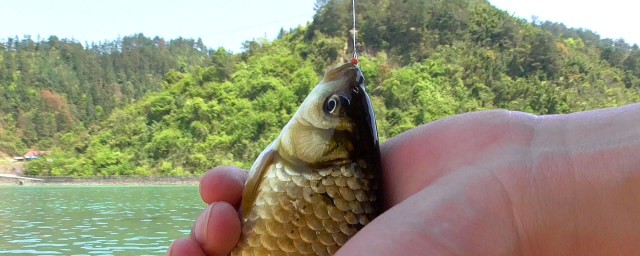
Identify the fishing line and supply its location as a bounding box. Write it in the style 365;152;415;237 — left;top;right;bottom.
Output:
351;0;359;65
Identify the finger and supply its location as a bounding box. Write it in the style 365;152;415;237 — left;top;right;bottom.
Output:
192;201;241;256
167;238;206;256
200;166;248;207
380;110;536;206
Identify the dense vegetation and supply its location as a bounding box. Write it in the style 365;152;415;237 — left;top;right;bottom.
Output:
0;34;211;155
21;0;640;176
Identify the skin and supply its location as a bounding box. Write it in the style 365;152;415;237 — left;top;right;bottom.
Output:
168;103;640;256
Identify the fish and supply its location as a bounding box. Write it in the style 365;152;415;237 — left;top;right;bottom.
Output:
231;62;382;256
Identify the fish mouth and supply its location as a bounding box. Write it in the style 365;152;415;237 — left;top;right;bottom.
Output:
321;62;360;84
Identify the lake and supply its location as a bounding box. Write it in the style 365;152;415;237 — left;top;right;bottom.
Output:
0;186;205;255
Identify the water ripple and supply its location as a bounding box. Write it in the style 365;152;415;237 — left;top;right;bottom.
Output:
0;186;203;255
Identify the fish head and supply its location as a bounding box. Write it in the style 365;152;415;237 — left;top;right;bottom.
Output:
278;62;380;168
241;62;382;217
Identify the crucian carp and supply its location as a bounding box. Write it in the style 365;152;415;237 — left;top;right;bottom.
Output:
231;62;382;256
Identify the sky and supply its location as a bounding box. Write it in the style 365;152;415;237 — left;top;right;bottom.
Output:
0;0;317;53
488;0;639;45
0;0;637;53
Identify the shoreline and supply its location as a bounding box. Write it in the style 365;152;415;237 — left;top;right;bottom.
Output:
0;175;200;186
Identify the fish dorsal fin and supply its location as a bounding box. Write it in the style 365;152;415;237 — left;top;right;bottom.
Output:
241;143;277;217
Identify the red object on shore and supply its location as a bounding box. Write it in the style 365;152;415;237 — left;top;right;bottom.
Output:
351;58;358;65
23;149;50;159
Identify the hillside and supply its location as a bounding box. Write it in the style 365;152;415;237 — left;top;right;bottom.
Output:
0;150;8;161
25;0;640;176
0;34;213;155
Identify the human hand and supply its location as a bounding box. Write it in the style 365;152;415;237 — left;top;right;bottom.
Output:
169;104;640;255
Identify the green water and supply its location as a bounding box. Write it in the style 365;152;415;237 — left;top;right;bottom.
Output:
0;186;205;255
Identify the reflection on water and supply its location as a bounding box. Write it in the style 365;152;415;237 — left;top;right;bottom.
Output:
0;186;204;255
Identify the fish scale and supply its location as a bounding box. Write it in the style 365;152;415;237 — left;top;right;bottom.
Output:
231;162;377;256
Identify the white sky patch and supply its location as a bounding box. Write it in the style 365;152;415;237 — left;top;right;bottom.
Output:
0;0;316;53
0;0;637;52
489;0;639;45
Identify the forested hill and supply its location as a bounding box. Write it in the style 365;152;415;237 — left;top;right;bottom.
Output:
0;34;211;155
25;0;640;176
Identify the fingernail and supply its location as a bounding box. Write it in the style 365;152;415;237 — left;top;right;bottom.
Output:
194;203;214;243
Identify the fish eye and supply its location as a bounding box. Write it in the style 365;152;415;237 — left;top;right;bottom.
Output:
323;95;349;116
324;96;338;114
